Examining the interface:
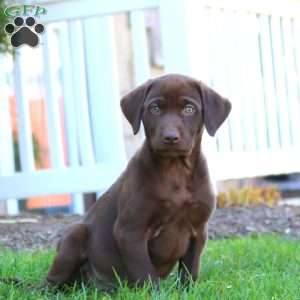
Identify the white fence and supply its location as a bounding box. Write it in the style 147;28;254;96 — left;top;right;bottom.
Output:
0;0;300;214
197;1;300;180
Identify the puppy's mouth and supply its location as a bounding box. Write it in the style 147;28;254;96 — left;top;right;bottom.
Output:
153;148;190;157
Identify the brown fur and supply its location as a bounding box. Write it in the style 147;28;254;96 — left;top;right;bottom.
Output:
47;74;231;289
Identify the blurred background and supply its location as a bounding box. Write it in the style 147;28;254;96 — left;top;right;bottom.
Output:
0;0;300;216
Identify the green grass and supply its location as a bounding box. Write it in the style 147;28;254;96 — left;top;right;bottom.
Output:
0;235;300;299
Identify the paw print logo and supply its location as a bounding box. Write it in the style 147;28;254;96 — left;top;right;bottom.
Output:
4;16;45;48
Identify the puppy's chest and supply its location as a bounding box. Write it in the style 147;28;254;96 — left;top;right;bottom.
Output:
156;178;200;217
157;171;215;226
157;175;192;203
149;180;203;244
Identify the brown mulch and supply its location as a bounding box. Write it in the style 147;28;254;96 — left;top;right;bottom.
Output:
209;204;300;239
0;205;300;251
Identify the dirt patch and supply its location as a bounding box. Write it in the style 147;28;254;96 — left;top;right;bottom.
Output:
0;214;79;251
0;205;299;251
209;204;300;239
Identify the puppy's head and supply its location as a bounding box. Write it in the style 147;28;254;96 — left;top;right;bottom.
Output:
121;74;231;157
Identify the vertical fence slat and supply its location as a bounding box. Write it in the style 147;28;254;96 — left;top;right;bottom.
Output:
221;11;244;152
69;20;95;166
130;11;151;85
235;14;257;151
83;16;126;168
41;28;65;169
208;10;232;152
270;15;292;148
58;22;84;214
294;19;300;147
130;10;151;141
247;14;268;151
159;0;190;74
294;19;300;107
58;23;80;168
259;15;281;149
0;55;18;214
282;17;300;147
13;51;35;172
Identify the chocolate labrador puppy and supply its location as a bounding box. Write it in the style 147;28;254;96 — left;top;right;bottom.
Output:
47;74;231;289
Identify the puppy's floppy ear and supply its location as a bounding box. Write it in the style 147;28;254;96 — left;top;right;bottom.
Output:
121;80;152;135
197;81;232;136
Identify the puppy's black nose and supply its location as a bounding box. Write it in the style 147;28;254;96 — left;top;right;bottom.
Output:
163;131;180;144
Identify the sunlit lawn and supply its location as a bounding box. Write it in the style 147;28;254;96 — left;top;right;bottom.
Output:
0;235;299;299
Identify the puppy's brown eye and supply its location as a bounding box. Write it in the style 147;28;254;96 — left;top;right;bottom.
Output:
182;104;195;115
149;104;161;115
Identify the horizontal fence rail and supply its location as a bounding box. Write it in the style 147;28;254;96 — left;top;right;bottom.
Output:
39;0;160;23
0;163;124;200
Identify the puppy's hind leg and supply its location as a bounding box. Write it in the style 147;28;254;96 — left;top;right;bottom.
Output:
47;223;89;286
